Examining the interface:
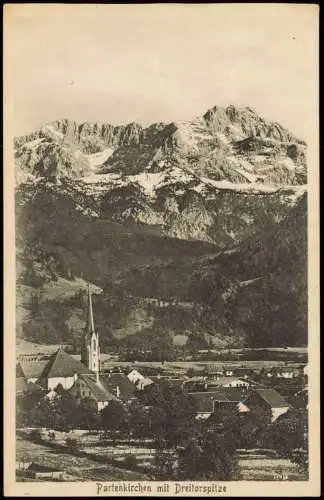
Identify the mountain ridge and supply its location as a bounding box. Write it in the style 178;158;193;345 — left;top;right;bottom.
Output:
14;103;308;351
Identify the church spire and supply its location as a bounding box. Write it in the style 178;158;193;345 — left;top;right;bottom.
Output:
81;283;100;377
87;283;95;334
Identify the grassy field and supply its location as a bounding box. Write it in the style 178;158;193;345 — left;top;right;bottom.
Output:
16;436;149;481
16;339;60;355
102;360;306;373
237;450;305;481
16;435;306;482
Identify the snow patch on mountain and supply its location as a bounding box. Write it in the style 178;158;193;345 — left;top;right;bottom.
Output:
227;159;257;182
42;124;65;140
22;138;45;150
75;203;99;218
279;157;296;171
86;148;114;169
128;172;165;196
199;177;286;194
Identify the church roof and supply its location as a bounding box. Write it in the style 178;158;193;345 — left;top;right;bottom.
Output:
41;348;91;379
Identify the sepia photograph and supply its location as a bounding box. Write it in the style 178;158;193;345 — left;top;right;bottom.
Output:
3;3;320;497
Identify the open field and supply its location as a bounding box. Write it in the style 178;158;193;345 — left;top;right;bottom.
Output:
16;339;60;355
17;339;307;357
237;450;305;481
16;434;306;482
100;360;306;374
224;347;308;354
16;436;149;481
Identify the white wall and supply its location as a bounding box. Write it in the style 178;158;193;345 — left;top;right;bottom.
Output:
271;406;289;422
278;372;294;379
128;370;144;384
223;380;250;388
27;377;38;384
97;400;109;412
47;376;75;390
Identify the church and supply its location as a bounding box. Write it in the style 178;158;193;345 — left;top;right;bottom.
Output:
18;284;135;411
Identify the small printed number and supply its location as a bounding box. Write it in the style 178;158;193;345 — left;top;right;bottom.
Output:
273;473;288;480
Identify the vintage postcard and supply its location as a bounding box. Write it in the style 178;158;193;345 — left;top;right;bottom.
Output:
3;3;320;497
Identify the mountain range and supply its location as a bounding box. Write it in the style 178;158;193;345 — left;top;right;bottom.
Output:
15;104;307;351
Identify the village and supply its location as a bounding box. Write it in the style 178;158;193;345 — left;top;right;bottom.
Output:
16;286;308;482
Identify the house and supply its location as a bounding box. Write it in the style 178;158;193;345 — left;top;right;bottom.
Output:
275;367;296;379
188;390;250;420
16;363;29;395
136;377;154;391
16;376;29;396
99;373;137;403
127;369;145;385
266;367;297;379
182;376;207;392
166;377;185;389
39;348;92;391
244;388;290;422
205;364;224;377
187;365;206;377
212;377;251;388
233;367;257;380
25;462;65;480
219;387;252;403
19;360;49;384
212;389;250;414
292;387;308;409
188;392;218;419
69;373;117;412
16;362;25;378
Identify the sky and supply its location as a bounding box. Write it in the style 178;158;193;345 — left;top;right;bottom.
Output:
5;4;318;142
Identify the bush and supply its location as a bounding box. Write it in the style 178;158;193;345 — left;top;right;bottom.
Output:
124;454;137;469
29;429;42;442
65;437;78;450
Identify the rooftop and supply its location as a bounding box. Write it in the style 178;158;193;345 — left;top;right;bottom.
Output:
188;391;230;413
80;374;118;402
247;388;289;408
16;377;29;394
212;377;248;386
16;363;25;378
20;361;49;379
100;373;136;401
220;387;252;402
41;348;91;379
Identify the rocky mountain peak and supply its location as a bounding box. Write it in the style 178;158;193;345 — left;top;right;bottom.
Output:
203;104;301;143
14;103;307;198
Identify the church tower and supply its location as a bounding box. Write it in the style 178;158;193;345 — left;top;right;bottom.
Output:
81;284;100;381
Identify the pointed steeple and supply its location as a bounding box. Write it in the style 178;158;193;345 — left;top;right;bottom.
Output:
87;283;95;334
81;283;100;376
